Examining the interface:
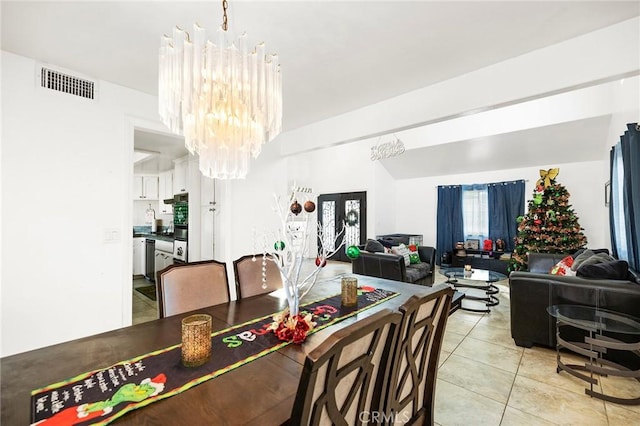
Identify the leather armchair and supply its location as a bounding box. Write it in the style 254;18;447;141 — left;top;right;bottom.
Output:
509;252;640;369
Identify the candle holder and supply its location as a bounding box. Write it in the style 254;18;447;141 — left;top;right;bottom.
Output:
341;277;358;307
181;314;212;367
463;264;473;278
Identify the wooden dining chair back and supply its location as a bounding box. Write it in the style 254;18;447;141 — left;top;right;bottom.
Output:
156;260;230;318
233;254;283;299
290;309;401;426
385;285;453;425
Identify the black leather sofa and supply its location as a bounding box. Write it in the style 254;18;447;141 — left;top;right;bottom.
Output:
509;252;640;369
352;246;436;286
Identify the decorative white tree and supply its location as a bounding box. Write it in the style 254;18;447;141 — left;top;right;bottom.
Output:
260;188;346;316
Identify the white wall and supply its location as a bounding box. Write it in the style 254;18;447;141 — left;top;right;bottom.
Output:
1;52;160;356
215;140;288;300
286;140;377;244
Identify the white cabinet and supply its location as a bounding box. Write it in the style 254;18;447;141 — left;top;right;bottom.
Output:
132;237;146;276
133;175;158;200
154;250;174;280
173;158;188;194
158;170;173;214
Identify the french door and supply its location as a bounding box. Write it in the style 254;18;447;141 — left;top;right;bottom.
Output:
317;191;367;262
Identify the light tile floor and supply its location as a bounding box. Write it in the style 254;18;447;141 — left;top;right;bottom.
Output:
132;262;640;425
132;277;158;324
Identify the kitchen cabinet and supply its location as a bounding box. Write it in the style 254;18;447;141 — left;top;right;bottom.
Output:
173;157;188;194
132;237;146;276
158;170;173;214
154;250;174;280
133;175;158;200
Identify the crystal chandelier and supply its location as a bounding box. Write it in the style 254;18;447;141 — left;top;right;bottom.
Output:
158;0;282;179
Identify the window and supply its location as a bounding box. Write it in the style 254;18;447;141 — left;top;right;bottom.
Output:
462;184;488;241
611;143;628;261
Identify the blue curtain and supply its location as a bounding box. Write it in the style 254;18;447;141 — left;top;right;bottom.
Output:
488;180;525;252
436;185;464;264
610;123;640;271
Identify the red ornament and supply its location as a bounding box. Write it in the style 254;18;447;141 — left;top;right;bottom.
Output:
290;200;302;215
315;257;327;267
304;200;316;213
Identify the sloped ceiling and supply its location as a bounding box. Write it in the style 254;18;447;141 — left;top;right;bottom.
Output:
379;115;613;179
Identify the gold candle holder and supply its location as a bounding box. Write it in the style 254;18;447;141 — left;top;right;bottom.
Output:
181;314;212;367
341;277;358;307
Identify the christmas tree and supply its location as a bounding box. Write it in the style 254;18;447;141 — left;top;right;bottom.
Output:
509;168;587;271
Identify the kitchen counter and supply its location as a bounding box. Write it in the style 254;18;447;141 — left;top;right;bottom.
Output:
133;232;174;242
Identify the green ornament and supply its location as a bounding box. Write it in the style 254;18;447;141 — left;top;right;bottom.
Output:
516;215;524;224
274;241;285;251
533;194;543;205
346;245;361;260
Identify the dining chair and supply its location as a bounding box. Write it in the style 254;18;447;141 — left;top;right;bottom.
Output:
233;254;283;299
155;260;230;318
385;285;454;425
290;309;402;426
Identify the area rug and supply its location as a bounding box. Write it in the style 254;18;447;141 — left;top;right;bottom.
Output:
135;285;157;301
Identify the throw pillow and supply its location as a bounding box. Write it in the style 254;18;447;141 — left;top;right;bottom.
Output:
391;244;411;266
364;239;385;253
571;249;595;271
577;260;629;280
577;252;614;270
550;255;576;276
409;252;420;264
408;244;417;252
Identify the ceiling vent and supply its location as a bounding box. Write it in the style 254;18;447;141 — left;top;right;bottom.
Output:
40;67;95;99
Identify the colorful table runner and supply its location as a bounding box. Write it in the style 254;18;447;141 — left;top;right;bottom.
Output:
31;287;398;425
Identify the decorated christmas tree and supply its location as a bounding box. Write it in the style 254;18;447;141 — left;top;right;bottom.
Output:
509;168;587;271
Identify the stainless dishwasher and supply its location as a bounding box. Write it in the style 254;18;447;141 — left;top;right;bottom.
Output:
144;239;155;281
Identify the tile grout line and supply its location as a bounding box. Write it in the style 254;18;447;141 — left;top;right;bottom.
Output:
500;339;526;425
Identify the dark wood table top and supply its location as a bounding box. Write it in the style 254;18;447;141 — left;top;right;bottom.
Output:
1;275;449;425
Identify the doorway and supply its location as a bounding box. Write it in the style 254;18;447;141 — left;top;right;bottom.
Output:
317;191;367;262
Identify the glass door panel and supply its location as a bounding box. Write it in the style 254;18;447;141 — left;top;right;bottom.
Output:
318;192;366;262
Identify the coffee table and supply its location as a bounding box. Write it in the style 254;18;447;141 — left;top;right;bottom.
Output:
547;304;640;405
440;268;506;313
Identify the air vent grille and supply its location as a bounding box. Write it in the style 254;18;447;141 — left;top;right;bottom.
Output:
40;67;95;99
